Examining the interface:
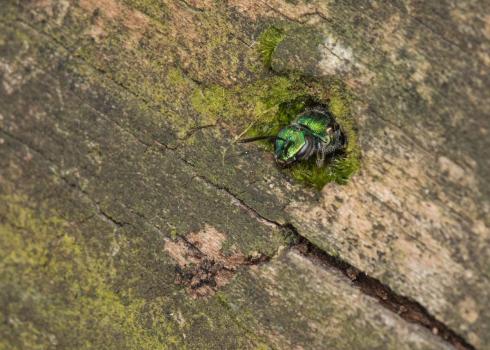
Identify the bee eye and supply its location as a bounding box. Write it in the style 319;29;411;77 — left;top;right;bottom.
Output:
295;139;310;159
275;140;291;160
282;140;291;153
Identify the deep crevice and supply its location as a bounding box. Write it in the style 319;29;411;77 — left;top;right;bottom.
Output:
282;224;475;350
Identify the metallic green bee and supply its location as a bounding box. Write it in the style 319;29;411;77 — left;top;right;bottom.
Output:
240;106;346;167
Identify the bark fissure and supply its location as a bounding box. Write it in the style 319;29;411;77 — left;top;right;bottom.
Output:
192;175;281;229
285;226;475;350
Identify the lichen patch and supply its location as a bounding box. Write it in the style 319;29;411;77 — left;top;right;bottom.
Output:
0;61;39;96
457;297;479;324
438;156;476;188
318;37;354;76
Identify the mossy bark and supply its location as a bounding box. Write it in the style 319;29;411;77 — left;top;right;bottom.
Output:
1;1;488;349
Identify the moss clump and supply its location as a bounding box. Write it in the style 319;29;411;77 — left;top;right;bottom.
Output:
324;84;361;185
290;151;359;189
258;26;286;68
254;25;360;189
191;71;360;190
245;81;360;190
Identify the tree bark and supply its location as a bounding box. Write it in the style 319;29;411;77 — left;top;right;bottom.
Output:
0;1;488;349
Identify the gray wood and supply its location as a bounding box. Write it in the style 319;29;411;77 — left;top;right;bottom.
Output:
0;0;488;349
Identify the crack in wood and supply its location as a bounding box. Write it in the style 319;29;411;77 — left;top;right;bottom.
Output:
179;164;475;349
283;225;475;350
178;170;476;349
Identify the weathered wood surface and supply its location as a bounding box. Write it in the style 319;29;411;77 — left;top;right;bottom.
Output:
0;0;488;349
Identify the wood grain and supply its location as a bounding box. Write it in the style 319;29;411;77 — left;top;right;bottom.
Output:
1;0;488;348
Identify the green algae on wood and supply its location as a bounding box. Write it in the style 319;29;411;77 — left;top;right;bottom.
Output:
0;196;184;350
0;194;269;350
4;1;489;348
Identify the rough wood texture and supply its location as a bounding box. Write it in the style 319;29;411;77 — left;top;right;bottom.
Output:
0;0;488;349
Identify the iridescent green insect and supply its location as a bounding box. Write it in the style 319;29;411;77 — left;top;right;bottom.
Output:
240;106;346;167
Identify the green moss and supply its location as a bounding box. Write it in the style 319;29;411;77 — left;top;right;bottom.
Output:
191;85;232;122
258;26;286;68
324;84;361;185
191;70;360;190
190;22;361;189
191;75;304;127
245;79;360;190
167;67;187;86
0;195;184;350
245;25;361;189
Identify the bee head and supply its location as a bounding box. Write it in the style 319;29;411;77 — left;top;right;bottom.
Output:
274;126;313;166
